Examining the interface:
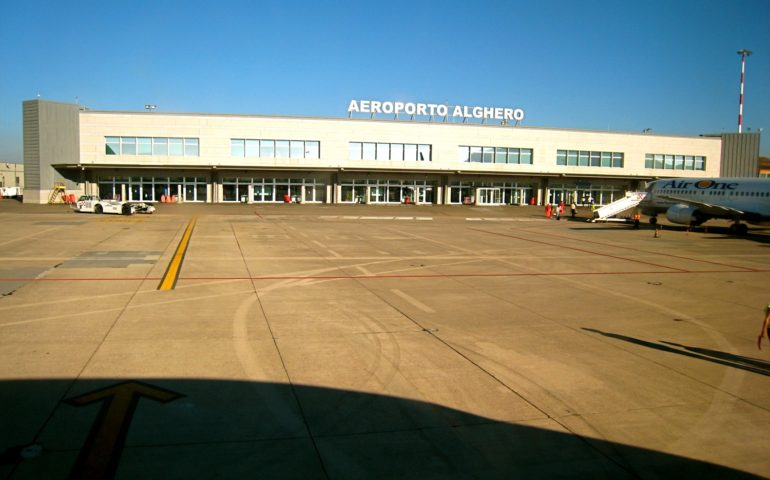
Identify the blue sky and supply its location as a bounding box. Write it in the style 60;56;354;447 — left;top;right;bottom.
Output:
1;0;768;161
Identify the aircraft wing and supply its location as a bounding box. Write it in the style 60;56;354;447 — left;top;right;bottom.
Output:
657;194;745;217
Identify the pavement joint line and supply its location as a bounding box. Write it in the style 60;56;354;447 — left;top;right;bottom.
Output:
157;216;197;290
469;227;689;273
522;227;760;272
229;219;332;478
2;268;770;285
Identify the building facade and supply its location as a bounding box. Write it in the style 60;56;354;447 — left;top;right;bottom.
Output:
23;99;727;206
0;163;23;189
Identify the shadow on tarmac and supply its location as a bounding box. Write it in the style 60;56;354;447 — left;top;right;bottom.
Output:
583;328;770;377
1;379;764;479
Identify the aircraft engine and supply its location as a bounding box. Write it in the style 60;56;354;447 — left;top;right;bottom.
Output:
665;204;704;225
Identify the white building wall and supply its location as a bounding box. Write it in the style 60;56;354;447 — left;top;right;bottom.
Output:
78;112;722;179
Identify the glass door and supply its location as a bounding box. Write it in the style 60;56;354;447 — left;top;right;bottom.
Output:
478;188;502;205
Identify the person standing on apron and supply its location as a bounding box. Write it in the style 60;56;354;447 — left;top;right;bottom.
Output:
758;303;770;350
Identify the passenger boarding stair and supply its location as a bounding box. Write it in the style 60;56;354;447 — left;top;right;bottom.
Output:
590;192;647;222
48;182;67;204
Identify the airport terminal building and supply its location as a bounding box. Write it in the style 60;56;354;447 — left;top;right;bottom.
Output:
22;99;760;206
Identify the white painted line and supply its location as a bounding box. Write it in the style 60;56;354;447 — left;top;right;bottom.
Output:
416;217;433;221
466;218;482;221
391;288;435;314
361;216;394;220
395;217;414;220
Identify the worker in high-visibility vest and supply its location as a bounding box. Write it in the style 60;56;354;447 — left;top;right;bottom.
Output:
633;211;641;229
759;303;770;350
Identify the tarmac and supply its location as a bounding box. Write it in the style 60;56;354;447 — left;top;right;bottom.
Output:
1;199;770;479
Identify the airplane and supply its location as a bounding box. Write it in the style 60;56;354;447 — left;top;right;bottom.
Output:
639;177;770;235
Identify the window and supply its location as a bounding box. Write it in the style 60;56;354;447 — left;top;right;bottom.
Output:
461;145;533;165
377;143;390;160
418;144;431;162
348;142;431;162
231;139;245;157
245;139;259;157
260;140;275;158
306;141;320;159
290;141;304;158
404;144;417;161
391;143;404;161
556;149;623;168
362;142;376;160
169;138;184;156
122;137;136;155
646;152;705;171
275;140;290;158
458;146;470;162
106;137;120;155
601;152;611;167
495;147;507;164
105;137;199;156
184;138;199;156
482;147;494;163
508;148;521;164
138;137;152;155
150;138;166;156
232;138;319;158
349;142;361;160
470;147;482;162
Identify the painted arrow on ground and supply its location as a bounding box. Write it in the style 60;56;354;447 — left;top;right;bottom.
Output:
65;381;184;480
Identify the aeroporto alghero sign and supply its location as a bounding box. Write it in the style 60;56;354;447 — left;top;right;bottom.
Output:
348;99;525;122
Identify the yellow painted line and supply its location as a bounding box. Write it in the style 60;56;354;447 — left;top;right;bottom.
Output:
158;217;197;290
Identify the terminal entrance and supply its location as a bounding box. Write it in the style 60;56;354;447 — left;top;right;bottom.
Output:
478;188;502;205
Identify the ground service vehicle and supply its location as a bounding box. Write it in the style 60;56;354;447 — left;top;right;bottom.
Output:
71;195;155;215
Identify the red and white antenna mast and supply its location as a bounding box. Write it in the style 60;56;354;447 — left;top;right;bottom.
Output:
737;49;752;133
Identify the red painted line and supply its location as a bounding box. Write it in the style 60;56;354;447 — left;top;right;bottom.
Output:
0;277;155;282
468;227;688;272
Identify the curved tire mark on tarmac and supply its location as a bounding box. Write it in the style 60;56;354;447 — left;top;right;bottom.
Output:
379;222;754;451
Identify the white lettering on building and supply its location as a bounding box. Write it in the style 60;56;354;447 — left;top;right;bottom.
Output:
348;100;525;122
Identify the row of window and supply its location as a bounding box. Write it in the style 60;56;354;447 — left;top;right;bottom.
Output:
230;139;320;159
458;146;533;165
556;150;625;168
644;154;706;171
103;138;706;171
106;137;200;156
348;142;432;161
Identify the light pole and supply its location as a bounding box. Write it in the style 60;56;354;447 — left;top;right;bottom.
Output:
737;49;752;133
